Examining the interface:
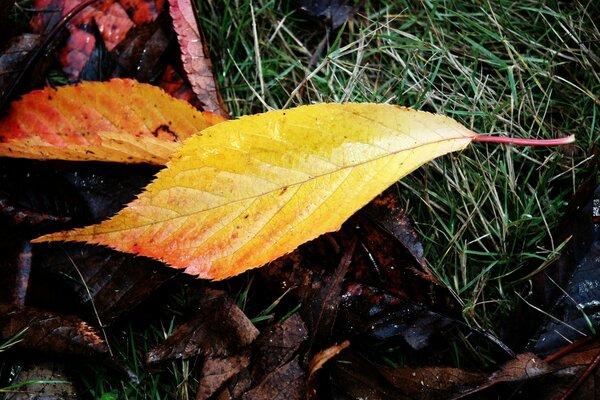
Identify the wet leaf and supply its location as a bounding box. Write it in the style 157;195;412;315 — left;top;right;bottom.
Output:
168;0;227;116
534;184;600;357
0;79;224;164
36;103;476;279
4;361;78;400
0;34;45;103
37;244;177;325
252;313;308;378
30;0;165;81
301;242;354;354
0;303;108;357
145;288;259;363
242;356;306;400
338;283;457;351
197;351;251;400
298;0;361;30
112;19;170;81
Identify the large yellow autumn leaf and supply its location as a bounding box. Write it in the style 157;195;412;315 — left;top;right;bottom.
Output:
34;103;477;279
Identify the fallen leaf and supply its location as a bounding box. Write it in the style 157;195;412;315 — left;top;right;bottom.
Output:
145;288;259;363
168;0;227;116
37;244;177;325
0;79;224;164
197;351;251;400
0;303;108;357
4;361;78;400
112;20;170;81
252;313;308;378
241;356;306;400
302;241;354;354
298;0;360;30
35;103;476;279
328;350;407;400
30;0;165;81
360;190;428;272
308;340;350;377
0;34;45;102
534;184;600;357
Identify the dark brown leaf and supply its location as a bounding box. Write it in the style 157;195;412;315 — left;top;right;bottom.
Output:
0;303;108;357
242;356;306;400
377;365;486;400
328;350;409;400
360;190;428;273
36;244;177;325
167;0;228;116
113;19;170;81
5;361;78;400
301;240;355;355
252;313;308;378
0;34;44;103
146;288;259;363
298;0;361;29
196;350;251;400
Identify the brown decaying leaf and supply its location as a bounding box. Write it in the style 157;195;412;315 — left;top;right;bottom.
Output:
0;303;108;357
252;313;308;378
328;350;407;400
38;244;177;325
113;20;170;81
196;351;251;400
6;361;78;400
298;0;360;30
302;241;355;354
0;79;224;164
360;190;428;272
145;288;259;363
168;0;228;117
241;356;306;400
308;340;350;377
0;34;44;101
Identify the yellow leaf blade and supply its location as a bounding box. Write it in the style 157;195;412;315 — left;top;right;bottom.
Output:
34;103;476;280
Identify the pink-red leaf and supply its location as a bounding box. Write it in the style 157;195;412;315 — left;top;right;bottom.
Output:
168;0;227;117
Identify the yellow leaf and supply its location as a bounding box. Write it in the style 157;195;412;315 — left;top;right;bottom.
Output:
34;103;476;280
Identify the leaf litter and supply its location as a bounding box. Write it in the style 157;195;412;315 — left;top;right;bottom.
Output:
0;0;592;398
